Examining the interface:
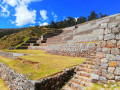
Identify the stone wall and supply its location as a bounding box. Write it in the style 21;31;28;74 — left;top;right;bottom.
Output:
46;43;97;57
92;18;120;83
28;46;45;50
0;62;75;90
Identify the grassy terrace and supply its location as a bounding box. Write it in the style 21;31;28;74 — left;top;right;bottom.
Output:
0;78;9;90
0;50;85;80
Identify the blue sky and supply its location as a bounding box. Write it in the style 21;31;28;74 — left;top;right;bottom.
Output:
0;0;120;29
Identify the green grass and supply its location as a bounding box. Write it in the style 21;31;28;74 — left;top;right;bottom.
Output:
86;83;120;90
0;78;9;90
0;50;85;80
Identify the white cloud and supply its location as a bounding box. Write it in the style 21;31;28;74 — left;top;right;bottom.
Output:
39;22;48;26
51;11;58;21
9;20;15;24
75;17;78;21
14;4;36;26
40;10;48;21
0;4;10;17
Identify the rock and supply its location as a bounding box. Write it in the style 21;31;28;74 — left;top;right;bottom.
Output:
98;35;104;40
116;55;120;61
104;34;115;40
102;48;110;54
108;67;115;73
112;27;120;33
108;22;119;28
116;33;120;40
101;23;108;29
106;73;115;79
109;61;116;67
104;28;111;34
91;73;99;83
101;58;108;63
107;80;116;83
116;61;120;67
106;40;116;48
99;76;107;83
102;69;107;77
115;76;120;81
111;48;120;55
117;40;120;48
106;54;116;61
114;67;120;75
101;62;108;69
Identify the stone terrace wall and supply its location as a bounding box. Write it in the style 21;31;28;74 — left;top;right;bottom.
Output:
92;16;120;83
28;46;45;50
46;43;97;57
0;62;75;90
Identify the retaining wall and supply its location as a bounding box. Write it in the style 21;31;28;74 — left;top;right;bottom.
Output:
28;46;45;50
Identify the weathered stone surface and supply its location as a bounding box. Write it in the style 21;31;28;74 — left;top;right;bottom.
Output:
112;27;120;33
104;28;111;34
91;73;99;80
102;48;110;54
108;22;119;28
116;61;120;67
96;48;102;52
98;35;104;40
108;67;115;73
102;41;107;47
106;54;116;61
99;76;107;83
104;34;115;40
111;48;120;55
102;69;107;77
116;55;120;61
106;73;115;80
101;62;108;69
95;59;101;66
96;52;106;59
107;80;116;83
117;40;120;48
101;58;108;63
114;67;120;75
106;40;116;48
115;76;120;81
101;23;108;29
116;33;120;40
109;61;116;67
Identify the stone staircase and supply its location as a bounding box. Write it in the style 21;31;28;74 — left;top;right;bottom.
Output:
62;53;96;90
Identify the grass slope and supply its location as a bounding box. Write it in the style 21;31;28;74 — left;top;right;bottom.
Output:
0;50;85;80
0;78;9;90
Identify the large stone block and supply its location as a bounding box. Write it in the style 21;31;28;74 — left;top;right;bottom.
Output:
101;58;108;63
107;80;116;83
96;52;106;59
99;76;107;83
106;73;115;80
101;62;108;69
116;33;120;40
109;61;116;67
91;73;99;83
112;27;120;33
108;22;119;28
115;76;120;81
108;67;115;73
102;48;110;54
106;40;116;48
101;23;108;29
114;67;120;75
106;54;116;61
102;69;107;77
111;48;120;55
104;28;111;34
98;35;104;40
116;61;120;66
104;34;115;40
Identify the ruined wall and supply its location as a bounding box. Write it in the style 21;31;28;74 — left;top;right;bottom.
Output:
46;43;97;57
92;16;120;83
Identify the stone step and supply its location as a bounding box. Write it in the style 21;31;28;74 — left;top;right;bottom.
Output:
76;67;93;73
77;71;91;78
79;64;94;69
74;75;91;83
86;58;96;62
71;78;90;87
83;61;95;65
66;82;82;90
62;86;73;90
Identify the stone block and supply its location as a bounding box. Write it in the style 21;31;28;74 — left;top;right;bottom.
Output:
101;23;108;29
109;61;116;67
108;67;115;73
102;48;110;54
114;67;120;75
117;40;120;48
106;73;115;79
116;33;120;40
106;54;116;61
106;40;116;48
112;27;120;34
101;58;108;63
116;61;120;67
102;69;107;77
96;48;102;52
101;62;108;69
98;35;103;40
107;80;116;83
91;73;99;83
99;76;107;83
115;76;120;81
104;28;111;34
111;48;120;55
95;59;101;65
104;34;115;40
108;22;119;28
96;52;106;59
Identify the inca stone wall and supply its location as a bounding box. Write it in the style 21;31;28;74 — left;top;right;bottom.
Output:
92;17;120;83
46;43;97;57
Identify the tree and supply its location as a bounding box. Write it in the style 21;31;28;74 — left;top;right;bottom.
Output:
99;12;107;18
76;16;87;24
88;11;98;21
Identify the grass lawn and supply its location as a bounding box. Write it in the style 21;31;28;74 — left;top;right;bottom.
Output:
0;78;9;90
0;50;85;80
86;83;120;90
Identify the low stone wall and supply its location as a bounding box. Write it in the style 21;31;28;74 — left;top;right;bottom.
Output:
92;19;120;83
0;50;29;59
46;43;97;57
28;46;45;50
0;62;75;90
